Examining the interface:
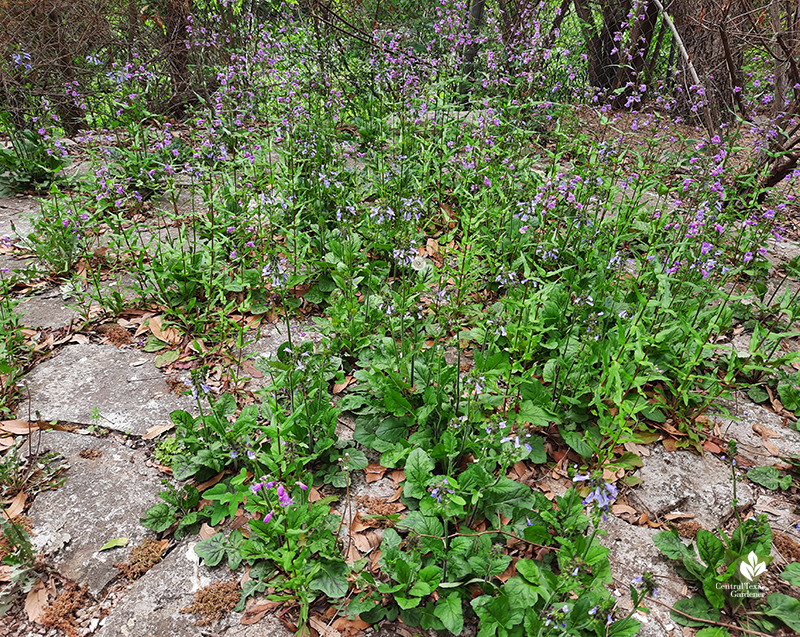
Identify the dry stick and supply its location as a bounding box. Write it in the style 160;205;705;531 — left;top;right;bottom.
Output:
650;0;715;136
645;596;774;637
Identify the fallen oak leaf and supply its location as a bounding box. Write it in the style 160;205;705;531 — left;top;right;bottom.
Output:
331;616;370;637
142;423;174;440
2;491;26;520
332;376;354;394
241;599;282;625
25;579;48;623
752;423;780;438
611;504;638;516
199;524;216;540
309;616;342;637
364;463;387;483
0;420;39;435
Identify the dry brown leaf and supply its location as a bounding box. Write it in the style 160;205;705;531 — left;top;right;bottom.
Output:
195;472;225;492
0;420;39;435
308;486;323;503
331;616;371;637
0;565;12;583
309;616;342;637
703;441;722;454
623;441;651;457
763;439;780;456
199;524;216;540
344;542;361;563
241;599;282;625
638;511;650;526
507;461;530;481
239;360;263;378
350;511;370;534
369;549;381;573
390;470;405;488
753;423;780;438
3;491;26;520
149;316;182;345
364;463;387;483
387;487;404;503
496;560;516;583
332;376;354;394
611;504;637;516
70;334;90;344
602;468;624;482
25;579;48;623
664;512;695;520
142;423;174;440
351;533;372;553
0;437;12;450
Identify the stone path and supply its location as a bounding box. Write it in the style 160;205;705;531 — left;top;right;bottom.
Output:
1;194;799;637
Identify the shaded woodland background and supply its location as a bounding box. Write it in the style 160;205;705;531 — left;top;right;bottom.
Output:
1;0;799;187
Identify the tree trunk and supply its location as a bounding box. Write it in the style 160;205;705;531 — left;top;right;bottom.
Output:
574;0;632;93
613;0;660;107
460;0;486;99
670;0;743;128
163;0;193;117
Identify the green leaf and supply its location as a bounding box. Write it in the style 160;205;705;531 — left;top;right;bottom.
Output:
482;476;535;518
471;593;524;632
375;417;407;442
777;383;800;412
409;565;442;597
747;386;768;403
607;617;641;637
559;428;594;457
403;448;435;499
694;628;731;637
154;349;180;368
517;401;553;428
702;574;726;609
503;577;538;606
779;562;800;586
395;594;421;610
384;389;414;416
746;466;791;490
140;503;176;533
696;530;725;568
194;533;226;567
671;596;720;627
764;593;800;631
612;451;643;470
309;560;349;599
524;436;547;464
434;593;464;635
653;530;689;560
98;537;129;551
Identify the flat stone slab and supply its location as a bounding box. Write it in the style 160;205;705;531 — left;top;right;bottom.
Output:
18;343;196;435
14;285;82;329
0;195;37;241
96;541;293;637
598;516;684;637
629;446;753;530
27;430;165;597
711;397;800;466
